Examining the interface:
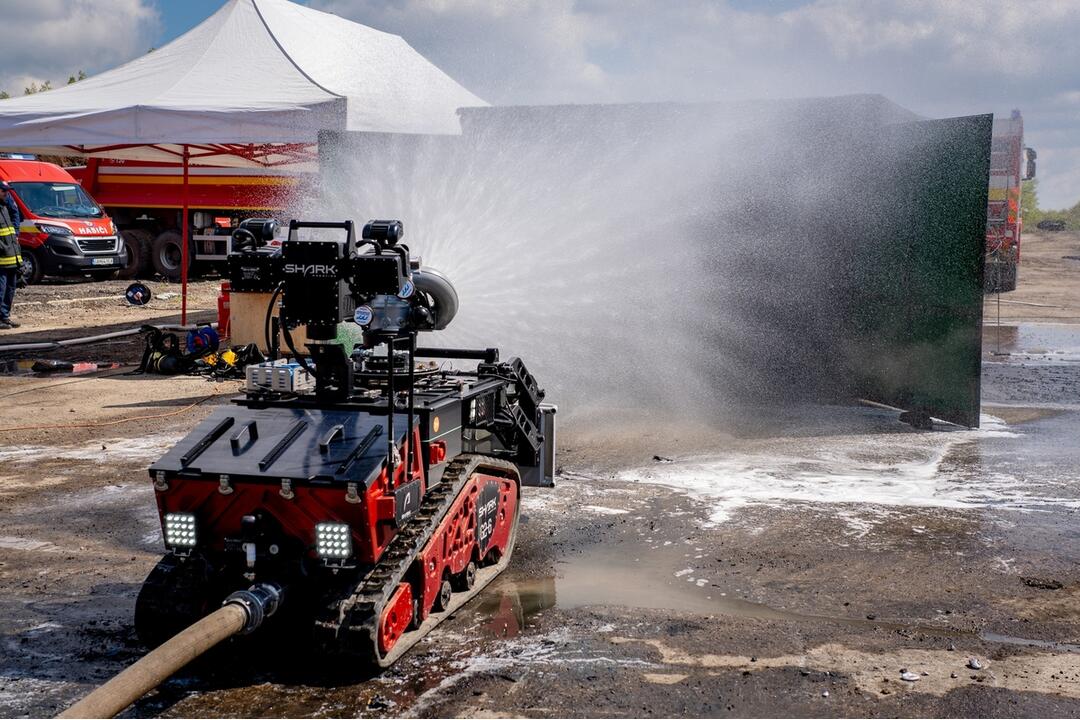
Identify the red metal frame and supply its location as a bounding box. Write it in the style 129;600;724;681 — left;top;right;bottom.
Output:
153;425;522;659
153;426;426;566
62;143;316;168
379;584;414;654
67;142;317;323
182;147;189;322
375;470;518;656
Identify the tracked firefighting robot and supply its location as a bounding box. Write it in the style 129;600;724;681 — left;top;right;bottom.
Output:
136;218;555;667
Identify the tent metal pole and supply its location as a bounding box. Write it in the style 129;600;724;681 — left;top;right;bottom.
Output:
181;145;189;324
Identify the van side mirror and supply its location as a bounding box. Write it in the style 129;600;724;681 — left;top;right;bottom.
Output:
1024;148;1037;181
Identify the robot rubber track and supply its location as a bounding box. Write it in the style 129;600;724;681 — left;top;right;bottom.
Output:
315;454;521;666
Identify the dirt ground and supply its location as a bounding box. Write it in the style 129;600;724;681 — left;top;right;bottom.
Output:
983;229;1080;323
0;238;1079;718
10;278;221;335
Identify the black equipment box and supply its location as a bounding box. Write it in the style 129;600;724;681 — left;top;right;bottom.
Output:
350;253;408;297
281;238;354;326
227;249;282;292
150;406;409;488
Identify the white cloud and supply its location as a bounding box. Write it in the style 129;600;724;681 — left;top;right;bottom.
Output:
311;0;614;104
0;0;159;96
1;0;1078;206
309;0;1080;206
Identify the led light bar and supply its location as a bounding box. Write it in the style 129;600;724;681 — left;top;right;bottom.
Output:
315;522;352;559
163;512;197;548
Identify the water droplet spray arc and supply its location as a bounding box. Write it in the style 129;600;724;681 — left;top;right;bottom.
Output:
309;98;966;431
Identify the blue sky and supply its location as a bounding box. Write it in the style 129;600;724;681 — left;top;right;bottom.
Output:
157;0;224;43
2;0;1077;208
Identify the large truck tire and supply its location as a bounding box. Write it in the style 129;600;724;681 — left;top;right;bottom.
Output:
118;229;154;279
151;231;192;281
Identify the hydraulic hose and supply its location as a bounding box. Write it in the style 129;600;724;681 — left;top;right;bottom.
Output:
263;283;284;359
0;322;216;353
57;583;282;720
279;305;315;376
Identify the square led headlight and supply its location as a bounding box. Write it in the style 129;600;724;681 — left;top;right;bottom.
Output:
315;522;353;560
163;512;197;548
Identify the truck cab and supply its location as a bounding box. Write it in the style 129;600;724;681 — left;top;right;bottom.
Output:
0;158;127;284
985;110;1034;293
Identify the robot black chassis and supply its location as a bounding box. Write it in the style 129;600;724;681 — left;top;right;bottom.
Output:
136;219;556;666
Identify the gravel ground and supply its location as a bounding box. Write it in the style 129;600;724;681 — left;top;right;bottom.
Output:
9;277;221;334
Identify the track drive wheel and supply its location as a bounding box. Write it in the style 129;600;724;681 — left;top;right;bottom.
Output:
452;561;477;591
433;578;453;611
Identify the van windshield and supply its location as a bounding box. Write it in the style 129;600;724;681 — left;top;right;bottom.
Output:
11;181;103;219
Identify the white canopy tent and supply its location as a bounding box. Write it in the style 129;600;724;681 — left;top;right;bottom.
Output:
0;0;486;319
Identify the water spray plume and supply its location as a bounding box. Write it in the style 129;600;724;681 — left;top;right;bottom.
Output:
312;96;988;432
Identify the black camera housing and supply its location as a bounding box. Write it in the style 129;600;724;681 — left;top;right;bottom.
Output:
281;221;356;328
362;219;404;246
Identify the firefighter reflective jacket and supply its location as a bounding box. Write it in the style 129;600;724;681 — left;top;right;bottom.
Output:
0;204;20;268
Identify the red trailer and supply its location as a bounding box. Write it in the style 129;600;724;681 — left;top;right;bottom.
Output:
985;110;1036;293
69;159;312;280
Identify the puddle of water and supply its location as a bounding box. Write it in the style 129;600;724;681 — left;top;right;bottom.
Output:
0;536;58;552
0;359;35;374
0;359;120;376
470;577;557;639
983;323;1080;361
478;547;1080;654
980;631;1080;653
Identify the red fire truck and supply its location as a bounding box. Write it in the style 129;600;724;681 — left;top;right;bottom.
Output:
986;110;1036;293
69;160;311;280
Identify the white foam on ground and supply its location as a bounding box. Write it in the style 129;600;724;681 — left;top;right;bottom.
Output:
0;676;80;717
0;434;183;465
0;536;58;552
616;413;1077;524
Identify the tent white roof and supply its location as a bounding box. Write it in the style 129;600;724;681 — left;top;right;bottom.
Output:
0;0;486;163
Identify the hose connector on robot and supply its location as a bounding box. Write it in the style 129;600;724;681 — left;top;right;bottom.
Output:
224;582;284;634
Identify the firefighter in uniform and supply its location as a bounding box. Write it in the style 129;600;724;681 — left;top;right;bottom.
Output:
0;181;21;328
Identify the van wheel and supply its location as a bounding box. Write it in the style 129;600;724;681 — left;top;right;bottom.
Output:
20;249;43;285
151;231;191;281
119;229;153;279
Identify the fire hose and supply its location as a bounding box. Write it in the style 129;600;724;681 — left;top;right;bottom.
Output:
57;583;282;719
